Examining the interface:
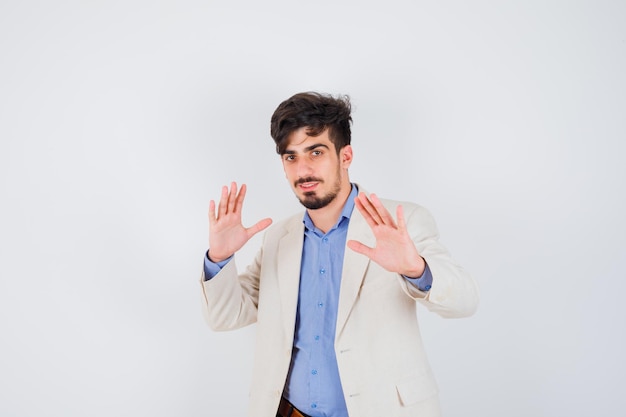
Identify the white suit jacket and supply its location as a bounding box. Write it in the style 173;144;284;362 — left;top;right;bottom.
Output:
200;193;479;417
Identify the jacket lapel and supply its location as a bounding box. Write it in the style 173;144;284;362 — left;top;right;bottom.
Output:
277;216;305;343
336;206;374;338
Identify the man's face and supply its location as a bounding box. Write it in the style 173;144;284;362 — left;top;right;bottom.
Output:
281;127;352;210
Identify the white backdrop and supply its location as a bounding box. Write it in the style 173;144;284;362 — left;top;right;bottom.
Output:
1;1;625;416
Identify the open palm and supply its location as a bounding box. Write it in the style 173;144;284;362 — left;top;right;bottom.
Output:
347;192;425;278
208;182;272;262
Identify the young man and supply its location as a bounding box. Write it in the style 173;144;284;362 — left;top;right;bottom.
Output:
201;92;479;417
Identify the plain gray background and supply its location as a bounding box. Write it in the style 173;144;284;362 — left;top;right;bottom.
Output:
1;1;625;416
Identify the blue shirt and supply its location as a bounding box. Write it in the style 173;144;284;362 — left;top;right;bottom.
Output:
204;185;432;417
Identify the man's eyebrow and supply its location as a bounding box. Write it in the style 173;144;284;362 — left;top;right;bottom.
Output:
305;143;330;152
282;143;330;155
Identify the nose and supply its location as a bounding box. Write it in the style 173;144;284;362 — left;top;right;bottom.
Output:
295;158;313;178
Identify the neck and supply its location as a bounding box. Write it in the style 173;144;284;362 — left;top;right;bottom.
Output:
306;182;352;234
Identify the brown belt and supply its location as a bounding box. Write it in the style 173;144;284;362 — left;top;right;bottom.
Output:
277;397;311;417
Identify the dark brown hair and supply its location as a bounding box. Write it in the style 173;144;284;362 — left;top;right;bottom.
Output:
270;92;352;155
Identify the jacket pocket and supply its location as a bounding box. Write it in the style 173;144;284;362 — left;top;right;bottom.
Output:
395;374;438;406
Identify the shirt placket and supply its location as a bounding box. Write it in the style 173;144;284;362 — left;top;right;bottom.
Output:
309;230;333;413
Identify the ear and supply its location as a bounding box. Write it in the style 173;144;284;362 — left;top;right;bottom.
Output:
340;145;353;168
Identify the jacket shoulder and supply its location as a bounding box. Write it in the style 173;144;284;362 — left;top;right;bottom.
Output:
262;211;304;240
376;197;438;232
378;197;431;216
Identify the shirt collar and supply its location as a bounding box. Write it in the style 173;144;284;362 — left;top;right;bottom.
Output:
303;183;358;233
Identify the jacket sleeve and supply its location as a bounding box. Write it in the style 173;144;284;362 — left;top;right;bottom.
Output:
199;244;264;331
398;204;479;318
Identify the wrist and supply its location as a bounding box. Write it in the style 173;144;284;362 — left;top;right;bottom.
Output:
207;249;230;263
402;257;426;278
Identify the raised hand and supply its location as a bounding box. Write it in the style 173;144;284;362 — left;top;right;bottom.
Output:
208;182;272;262
347;192;425;277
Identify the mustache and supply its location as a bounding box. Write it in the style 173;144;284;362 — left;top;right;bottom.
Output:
295;177;323;185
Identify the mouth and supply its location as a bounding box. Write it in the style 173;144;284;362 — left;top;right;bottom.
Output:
298;181;318;191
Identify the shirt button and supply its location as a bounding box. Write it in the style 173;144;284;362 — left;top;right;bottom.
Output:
311;403;317;409
425;285;432;291
322;237;328;243
320;268;326;275
311;369;317;375
314;335;320;341
318;302;323;308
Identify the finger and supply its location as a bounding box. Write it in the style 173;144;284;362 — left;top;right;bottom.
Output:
357;193;384;225
227;182;238;214
218;185;228;219
208;199;217;227
347;239;375;258
246;217;273;238
370;194;396;227
396;204;406;231
354;195;379;229
235;183;247;214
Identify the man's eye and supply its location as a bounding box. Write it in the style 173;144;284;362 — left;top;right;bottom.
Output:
284;155;295;161
312;150;322;156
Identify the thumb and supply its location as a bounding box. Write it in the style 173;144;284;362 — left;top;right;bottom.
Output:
246;217;273;238
347;239;374;258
